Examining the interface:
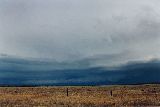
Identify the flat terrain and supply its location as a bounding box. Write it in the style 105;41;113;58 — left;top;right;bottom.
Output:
0;84;160;107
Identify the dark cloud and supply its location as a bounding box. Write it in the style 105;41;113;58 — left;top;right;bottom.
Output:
0;55;160;86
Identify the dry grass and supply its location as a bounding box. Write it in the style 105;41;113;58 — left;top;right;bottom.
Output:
0;84;160;107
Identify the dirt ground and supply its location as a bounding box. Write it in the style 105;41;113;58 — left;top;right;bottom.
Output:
0;84;160;107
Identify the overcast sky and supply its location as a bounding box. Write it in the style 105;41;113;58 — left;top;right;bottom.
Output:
0;0;160;67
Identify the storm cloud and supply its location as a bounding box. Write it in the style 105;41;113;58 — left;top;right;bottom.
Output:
1;0;160;85
0;0;160;67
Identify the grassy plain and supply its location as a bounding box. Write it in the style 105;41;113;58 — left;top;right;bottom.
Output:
0;84;160;107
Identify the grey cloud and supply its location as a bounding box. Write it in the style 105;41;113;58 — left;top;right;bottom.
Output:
0;0;160;66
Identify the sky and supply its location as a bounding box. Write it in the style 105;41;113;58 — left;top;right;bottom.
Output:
0;0;160;68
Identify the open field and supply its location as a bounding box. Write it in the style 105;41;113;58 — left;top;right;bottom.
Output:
0;84;160;107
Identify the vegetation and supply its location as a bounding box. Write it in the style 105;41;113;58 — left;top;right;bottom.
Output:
0;84;160;107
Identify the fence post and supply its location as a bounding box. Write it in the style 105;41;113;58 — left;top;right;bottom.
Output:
110;90;113;96
67;88;69;96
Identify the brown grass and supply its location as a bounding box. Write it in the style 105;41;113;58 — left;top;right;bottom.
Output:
0;84;160;107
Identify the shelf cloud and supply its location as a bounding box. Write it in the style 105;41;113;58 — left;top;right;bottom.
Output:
0;0;160;85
